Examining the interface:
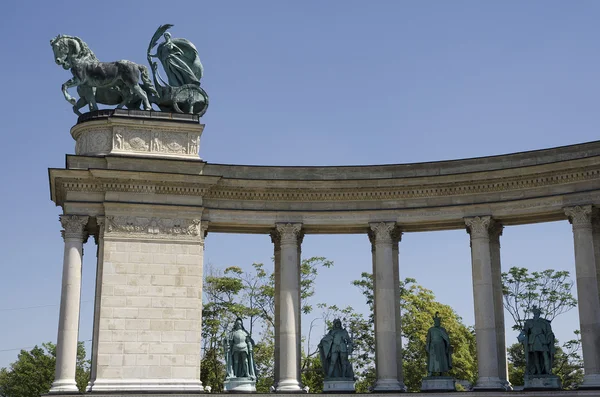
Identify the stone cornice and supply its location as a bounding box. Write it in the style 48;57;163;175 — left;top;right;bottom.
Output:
51;160;600;207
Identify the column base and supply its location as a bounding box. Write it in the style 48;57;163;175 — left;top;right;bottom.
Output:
579;374;600;389
48;379;79;393
473;376;505;391
372;378;407;392
275;378;305;393
89;379;204;392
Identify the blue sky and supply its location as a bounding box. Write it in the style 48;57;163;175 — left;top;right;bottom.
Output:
1;1;598;367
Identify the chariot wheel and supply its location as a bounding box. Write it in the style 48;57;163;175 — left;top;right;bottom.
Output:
171;84;209;116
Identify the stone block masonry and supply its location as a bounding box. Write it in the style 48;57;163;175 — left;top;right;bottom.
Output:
88;216;207;392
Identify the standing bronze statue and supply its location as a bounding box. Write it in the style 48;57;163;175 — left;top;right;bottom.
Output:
425;312;452;376
224;318;256;380
147;24;209;115
318;319;354;379
518;306;556;375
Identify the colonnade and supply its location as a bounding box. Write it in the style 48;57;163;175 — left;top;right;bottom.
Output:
50;206;600;393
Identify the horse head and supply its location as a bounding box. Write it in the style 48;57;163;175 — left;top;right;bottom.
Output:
50;35;97;70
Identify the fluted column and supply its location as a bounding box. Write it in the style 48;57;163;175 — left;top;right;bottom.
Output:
274;223;303;392
565;206;600;389
391;228;406;388
489;223;510;389
465;216;503;390
50;215;88;393
370;222;404;392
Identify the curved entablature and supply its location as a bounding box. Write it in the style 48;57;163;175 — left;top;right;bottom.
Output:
49;136;600;234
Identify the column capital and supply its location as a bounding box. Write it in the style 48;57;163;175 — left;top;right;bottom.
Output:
93;216;105;245
391;226;403;245
369;222;396;244
565;205;593;229
465;216;492;239
60;215;89;241
489;221;504;245
275;223;303;245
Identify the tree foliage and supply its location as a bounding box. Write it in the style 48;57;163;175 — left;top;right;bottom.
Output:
352;272;477;392
200;257;333;392
502;267;577;330
502;267;583;388
0;342;89;397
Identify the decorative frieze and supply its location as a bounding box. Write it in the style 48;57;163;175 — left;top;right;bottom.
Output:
60;215;89;241
71;117;204;160
104;216;205;240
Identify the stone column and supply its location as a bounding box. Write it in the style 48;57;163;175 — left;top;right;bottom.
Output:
368;232;380;382
274;223;303;392
489;223;510;388
88;217;105;391
465;216;503;390
370;222;404;392
391;228;406;388
593;217;600;312
50;215;88;393
565;206;600;389
270;231;282;389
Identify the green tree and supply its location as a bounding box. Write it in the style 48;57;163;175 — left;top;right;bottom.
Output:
200;257;333;392
353;273;477;392
0;342;89;397
502;267;582;387
502;267;577;330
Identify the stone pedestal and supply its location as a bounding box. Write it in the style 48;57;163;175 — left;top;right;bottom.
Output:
421;377;456;392
71;109;204;160
224;378;256;393
524;375;562;390
323;380;355;393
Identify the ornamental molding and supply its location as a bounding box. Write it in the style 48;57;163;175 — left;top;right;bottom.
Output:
60;215;89;241
564;205;593;229
465;216;492;239
54;163;600;207
104;216;206;240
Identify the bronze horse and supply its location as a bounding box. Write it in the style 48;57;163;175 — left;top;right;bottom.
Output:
51;35;157;115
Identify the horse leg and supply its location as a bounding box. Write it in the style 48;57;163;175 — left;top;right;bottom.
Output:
89;87;98;111
131;84;152;110
79;85;96;112
62;77;80;105
72;97;87;116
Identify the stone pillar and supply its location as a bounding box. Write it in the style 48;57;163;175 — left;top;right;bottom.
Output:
489;223;510;388
391;228;406;388
89;216;207;392
270;231;282;389
296;231;304;384
370;222;404;392
465;216;503;390
50;215;88;393
88;217;105;391
368;232;380;382
274;223;303;392
565;206;600;389
593;217;600;313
